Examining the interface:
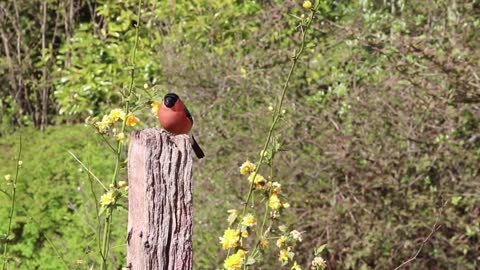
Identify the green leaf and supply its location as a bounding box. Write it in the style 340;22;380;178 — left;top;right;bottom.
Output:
451;196;462;206
245;257;255;265
315;244;327;255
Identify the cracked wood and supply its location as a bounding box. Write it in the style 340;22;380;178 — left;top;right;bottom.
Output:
127;128;193;270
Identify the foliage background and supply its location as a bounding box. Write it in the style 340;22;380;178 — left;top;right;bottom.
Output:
1;0;480;269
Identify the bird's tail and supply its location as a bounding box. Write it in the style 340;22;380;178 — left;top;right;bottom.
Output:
190;135;205;159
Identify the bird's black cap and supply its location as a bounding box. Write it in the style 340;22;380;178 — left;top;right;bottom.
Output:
164;93;179;108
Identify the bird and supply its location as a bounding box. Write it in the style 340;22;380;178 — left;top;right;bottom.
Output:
157;93;205;159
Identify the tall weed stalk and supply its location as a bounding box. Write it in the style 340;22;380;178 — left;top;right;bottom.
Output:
1;137;22;270
220;2;327;269
68;0;143;269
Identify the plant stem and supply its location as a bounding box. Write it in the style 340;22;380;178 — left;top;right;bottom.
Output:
100;208;112;270
109;0;142;188
242;7;316;216
69;150;108;191
240;6;318;268
2;137;22;270
247;199;270;265
86;159;103;262
99;1;142;269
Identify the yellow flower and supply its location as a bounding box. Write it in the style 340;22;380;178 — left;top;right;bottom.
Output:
241;230;248;238
240;67;247;78
227;209;238;225
126;114;140;127
265;181;273;189
96;115;113;133
96;121;109;133
224;249;247;270
100;191;115;207
290;230;303;242
248;173;266;189
272;182;282;194
276;235;287;248
118;180;127;188
4;174;11;181
151;101;161;115
279;249;289;263
241;213;257;227
260;239;269;249
240;161;256;176
312;256;326;269
269;194;282;209
291;261;302;270
283;202;291;209
303;0;312;9
115;132;125;141
108;109;126;122
76;259;84;265
219;228;240;250
18;160;23;166
143;83;149;89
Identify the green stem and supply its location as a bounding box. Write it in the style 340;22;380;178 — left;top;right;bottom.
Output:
100;133;117;153
2;137;22;270
99;1;142;269
241;7;316;217
100;208;112;270
109;0;142;188
248;161;275;264
240;6;318;269
86;158;103;265
246;200;270;267
69;150;108;191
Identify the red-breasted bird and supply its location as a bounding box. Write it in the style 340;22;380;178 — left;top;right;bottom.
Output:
156;93;205;159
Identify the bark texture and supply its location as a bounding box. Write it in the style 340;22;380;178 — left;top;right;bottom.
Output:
127;128;193;270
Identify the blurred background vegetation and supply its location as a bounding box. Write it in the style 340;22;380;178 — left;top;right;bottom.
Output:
1;0;480;269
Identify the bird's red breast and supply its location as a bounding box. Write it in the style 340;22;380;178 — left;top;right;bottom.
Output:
158;99;192;135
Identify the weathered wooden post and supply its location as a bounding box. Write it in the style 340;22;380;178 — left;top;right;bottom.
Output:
127;128;193;270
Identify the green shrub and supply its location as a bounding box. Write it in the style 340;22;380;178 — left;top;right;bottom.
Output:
0;125;125;269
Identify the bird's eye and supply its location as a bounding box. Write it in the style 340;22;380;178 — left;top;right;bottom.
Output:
164;97;176;108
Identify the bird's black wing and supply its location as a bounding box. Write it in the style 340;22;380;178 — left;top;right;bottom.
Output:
183;105;194;125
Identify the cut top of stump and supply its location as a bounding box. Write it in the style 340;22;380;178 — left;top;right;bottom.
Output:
130;128;192;153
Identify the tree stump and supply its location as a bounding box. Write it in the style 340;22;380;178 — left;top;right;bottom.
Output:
127;128;193;270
